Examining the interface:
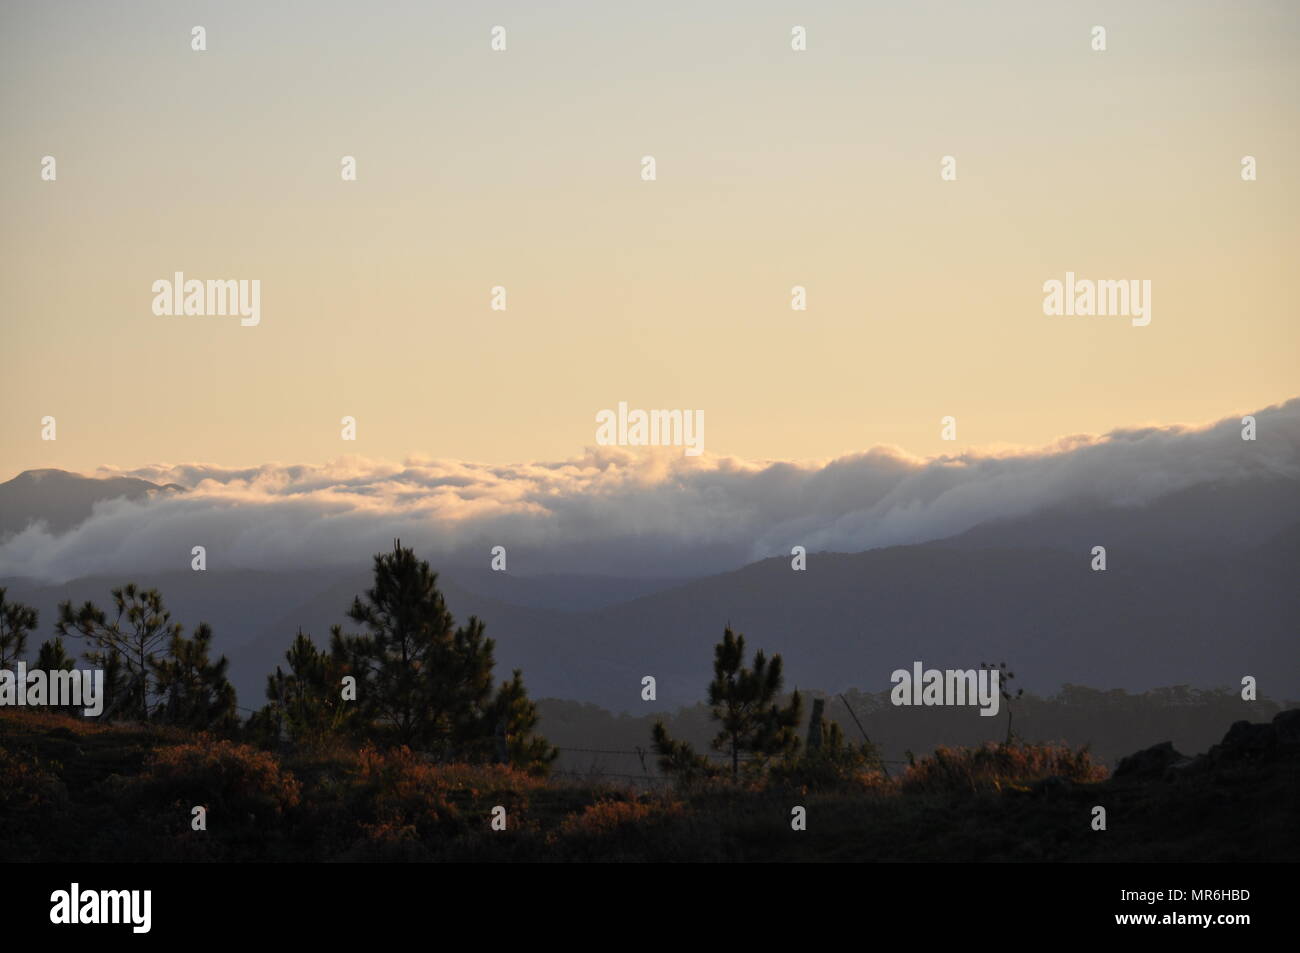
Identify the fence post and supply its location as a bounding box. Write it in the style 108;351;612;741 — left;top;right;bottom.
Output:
495;719;508;764
807;697;825;751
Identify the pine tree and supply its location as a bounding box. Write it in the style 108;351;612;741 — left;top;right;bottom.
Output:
0;588;38;672
35;636;75;671
33;637;77;715
260;628;358;749
95;650;130;721
56;584;182;721
653;625;803;782
338;540;553;769
769;708;882;790
482;668;556;770
706;627;802;778
151;623;238;731
650;720;717;786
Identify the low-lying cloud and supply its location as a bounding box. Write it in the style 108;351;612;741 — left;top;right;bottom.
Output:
3;400;1297;583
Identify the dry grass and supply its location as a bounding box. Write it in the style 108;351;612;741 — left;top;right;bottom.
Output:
898;741;1109;795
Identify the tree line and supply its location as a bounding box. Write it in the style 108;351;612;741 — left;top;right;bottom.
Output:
1;541;962;786
0;540;554;771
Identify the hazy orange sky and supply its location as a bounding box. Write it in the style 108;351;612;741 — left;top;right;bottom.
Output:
3;0;1297;477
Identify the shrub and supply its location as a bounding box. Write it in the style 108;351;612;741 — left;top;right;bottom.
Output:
341;746;549;844
346;745;463;838
549;795;698;860
0;746;67;816
120;738;301;821
558;796;681;837
899;741;1108;795
768;727;884;792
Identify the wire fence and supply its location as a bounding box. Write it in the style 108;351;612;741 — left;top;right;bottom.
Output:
553;744;909;765
226;708;913;783
29;706;913;784
549;744;912;784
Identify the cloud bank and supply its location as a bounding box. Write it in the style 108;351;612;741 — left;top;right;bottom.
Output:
3;401;1297;583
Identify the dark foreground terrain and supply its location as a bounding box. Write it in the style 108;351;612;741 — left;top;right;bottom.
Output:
2;709;1296;862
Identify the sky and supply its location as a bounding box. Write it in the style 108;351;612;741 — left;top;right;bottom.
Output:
2;0;1298;478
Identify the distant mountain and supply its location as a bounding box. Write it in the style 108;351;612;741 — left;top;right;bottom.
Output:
934;476;1300;558
446;570;690;612
0;468;182;539
2;471;1296;712
0;566;694;708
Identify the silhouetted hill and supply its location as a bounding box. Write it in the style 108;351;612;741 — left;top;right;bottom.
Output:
0;468;182;539
3;472;1297;711
935;476;1300;558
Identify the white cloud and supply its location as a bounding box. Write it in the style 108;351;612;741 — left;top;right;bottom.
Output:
2;400;1296;582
